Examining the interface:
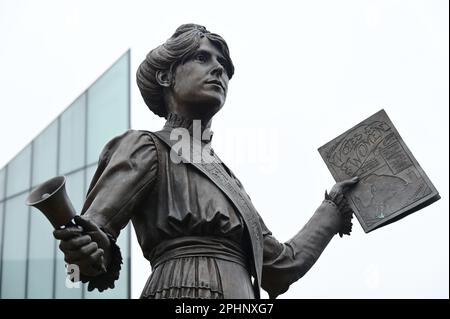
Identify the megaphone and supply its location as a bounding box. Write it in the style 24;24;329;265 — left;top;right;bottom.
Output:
26;176;77;229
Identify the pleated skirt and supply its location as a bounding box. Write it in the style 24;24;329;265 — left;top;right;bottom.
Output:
140;256;255;299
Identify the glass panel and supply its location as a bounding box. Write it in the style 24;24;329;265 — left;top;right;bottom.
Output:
0;167;5;200
84;225;130;299
54;170;84;299
26;206;55;298
87;52;129;165
0;202;4;280
84;164;97;195
59;94;86;175
32;121;58;187
64;170;85;214
1;194;29;298
6;145;31;197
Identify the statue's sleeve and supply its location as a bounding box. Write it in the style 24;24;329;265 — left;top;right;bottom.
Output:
260;200;343;299
79;129;158;291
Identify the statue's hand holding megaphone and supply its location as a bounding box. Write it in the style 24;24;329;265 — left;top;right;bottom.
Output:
26;176;111;278
53;215;111;277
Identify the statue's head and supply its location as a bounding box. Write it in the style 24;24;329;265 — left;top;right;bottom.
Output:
137;24;234;119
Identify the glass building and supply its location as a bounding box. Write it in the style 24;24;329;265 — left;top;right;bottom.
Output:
0;51;131;299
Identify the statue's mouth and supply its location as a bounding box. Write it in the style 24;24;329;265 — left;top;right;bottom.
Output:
205;79;225;91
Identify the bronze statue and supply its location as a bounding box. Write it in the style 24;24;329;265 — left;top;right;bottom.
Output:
52;24;358;299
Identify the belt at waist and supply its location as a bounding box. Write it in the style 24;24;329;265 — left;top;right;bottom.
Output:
149;236;249;270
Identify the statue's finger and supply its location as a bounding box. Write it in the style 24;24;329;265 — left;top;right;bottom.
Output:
74;215;100;232
81;242;99;256
59;235;92;251
76;255;104;272
88;249;105;268
53;227;83;240
339;176;359;189
75;241;99;258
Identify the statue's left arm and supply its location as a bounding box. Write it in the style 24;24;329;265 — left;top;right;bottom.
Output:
261;178;357;299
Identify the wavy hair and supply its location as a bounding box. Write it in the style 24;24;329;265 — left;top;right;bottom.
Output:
136;24;234;118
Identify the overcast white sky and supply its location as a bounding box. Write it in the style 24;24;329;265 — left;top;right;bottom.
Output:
0;0;448;299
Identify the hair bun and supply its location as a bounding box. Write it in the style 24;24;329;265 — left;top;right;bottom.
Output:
173;24;208;37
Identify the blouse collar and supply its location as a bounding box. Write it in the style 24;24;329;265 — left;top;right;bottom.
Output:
164;113;214;143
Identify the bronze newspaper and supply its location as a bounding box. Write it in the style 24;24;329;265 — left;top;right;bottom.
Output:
318;109;440;233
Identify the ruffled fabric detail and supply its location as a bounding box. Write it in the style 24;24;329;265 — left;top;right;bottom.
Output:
80;231;123;292
164;113;214;143
325;190;354;237
141;256;224;299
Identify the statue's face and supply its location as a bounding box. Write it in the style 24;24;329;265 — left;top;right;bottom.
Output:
169;37;229;118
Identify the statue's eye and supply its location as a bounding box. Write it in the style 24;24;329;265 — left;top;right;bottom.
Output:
196;53;207;62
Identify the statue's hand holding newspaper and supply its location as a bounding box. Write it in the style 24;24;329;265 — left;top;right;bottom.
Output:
326;176;359;237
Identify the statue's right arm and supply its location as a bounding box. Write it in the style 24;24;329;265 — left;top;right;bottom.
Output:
53;130;159;291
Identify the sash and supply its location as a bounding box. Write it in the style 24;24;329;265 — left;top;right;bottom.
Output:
152;129;264;298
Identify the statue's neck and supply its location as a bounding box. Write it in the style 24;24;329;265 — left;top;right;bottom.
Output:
163;113;214;143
